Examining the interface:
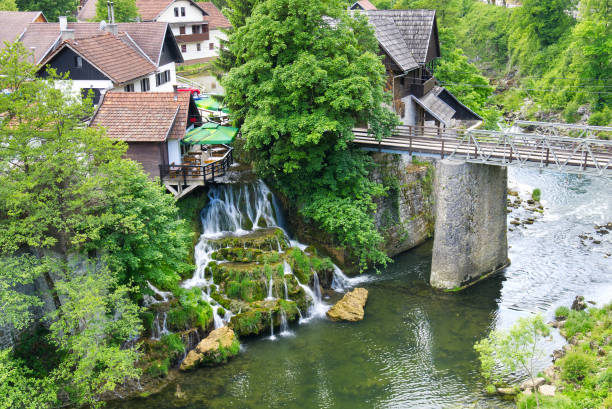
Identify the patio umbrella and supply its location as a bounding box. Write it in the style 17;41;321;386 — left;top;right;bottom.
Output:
195;96;230;114
182;122;239;145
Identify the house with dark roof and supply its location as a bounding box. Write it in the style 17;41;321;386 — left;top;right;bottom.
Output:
8;16;183;104
360;8;482;128
90;91;201;177
135;0;231;64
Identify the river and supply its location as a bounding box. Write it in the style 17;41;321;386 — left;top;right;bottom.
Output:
110;167;611;409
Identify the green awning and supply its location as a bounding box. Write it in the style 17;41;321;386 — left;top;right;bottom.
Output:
182;122;239;145
195;96;230;114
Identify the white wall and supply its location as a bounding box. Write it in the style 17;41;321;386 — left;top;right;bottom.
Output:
157;0;204;23
177;29;226;61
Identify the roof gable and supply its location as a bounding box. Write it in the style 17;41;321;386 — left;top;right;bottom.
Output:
364;9;439;64
39;33;157;84
91;92;194;142
369;17;418;72
350;0;377;10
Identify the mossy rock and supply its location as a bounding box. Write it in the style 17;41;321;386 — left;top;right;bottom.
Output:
229;299;300;337
285;247;334;287
211;247;264;263
207;228;289;252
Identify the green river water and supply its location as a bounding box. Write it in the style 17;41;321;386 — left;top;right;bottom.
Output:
110;168;612;409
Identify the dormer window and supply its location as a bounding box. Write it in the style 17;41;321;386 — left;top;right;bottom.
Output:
181;7;185;16
174;7;178;16
75;56;82;68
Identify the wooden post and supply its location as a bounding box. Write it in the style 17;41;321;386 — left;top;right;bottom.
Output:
211;162;215;182
583;151;588;169
182;166;187;187
545;148;550;166
441;140;445;159
509;147;513;163
409;134;413;156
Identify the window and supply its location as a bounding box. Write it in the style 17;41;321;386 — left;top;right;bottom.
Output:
124;83;134;92
181;44;187;53
179;25;185;34
209;42;214;50
140;78;150;92
202;24;208;33
192;25;200;34
156;70;170;86
196;43;201;51
174;7;178;16
74;56;82;68
180;7;185;16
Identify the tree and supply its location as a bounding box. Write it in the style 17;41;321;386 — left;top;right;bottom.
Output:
0;0;18;11
15;0;77;21
474;315;551;409
223;0;398;269
513;0;575;47
95;0;138;22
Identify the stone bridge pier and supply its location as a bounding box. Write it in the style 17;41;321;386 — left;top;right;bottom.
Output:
430;160;509;290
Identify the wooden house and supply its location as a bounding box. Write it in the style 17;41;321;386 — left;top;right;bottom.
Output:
361;8;482;128
89;91;201;178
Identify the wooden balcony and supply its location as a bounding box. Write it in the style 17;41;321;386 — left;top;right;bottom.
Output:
175;32;210;43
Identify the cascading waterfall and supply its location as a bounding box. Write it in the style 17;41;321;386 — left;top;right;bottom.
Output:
279;309;292;336
151;312;169;340
269;311;276;340
331;265;370;292
179;180;365;334
283;278;289;300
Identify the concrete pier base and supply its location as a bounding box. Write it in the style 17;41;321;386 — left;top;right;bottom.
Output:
430;160;509;291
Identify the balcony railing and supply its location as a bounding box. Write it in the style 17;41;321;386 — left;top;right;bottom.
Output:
175;32;210;43
159;145;233;186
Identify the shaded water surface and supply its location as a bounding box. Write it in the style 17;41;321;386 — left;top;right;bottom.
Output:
110;168;611;409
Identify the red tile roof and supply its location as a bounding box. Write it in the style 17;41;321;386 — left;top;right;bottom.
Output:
20;22;170;65
135;0;174;21
0;11;45;45
40;33;157;84
77;0;98;21
91;92;192;142
197;2;231;29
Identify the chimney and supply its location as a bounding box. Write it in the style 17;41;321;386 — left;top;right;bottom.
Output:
103;0;118;35
173;84;178;101
59;17;75;41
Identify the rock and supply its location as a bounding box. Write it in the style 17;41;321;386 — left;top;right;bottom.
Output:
552;349;565;362
571;295;587;311
327;288;368;322
598;347;606;356
549;320;565;328
544;366;556;379
569;336;579;345
508;190;519;197
593;240;601;244
175;384;185;399
179;327;239;371
510;220;521;226
539;384;556;396
520;377;546;391
496;387;517;396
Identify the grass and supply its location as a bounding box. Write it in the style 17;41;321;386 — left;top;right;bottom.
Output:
532;188;542;202
554;306;570;320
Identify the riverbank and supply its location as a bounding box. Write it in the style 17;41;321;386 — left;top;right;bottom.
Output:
516;302;612;409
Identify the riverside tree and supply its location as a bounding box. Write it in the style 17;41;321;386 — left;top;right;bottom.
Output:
223;0;398;270
0;42;192;407
95;0;139;22
474;314;551;409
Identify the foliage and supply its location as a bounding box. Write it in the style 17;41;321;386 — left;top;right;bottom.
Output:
95;0;138;22
15;0;77;21
554;306;570;319
532;188;541;202
0;0;17;11
474;314;550;408
559;351;595;382
0;255;46;330
563;309;594;338
516;394;574;409
161;333;185;357
223;0;397;270
0;349;57;409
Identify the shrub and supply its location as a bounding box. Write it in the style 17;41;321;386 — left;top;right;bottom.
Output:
531;188;541;202
588;107;611;127
554;306;570;320
516;393;573;409
559;351;595;382
161;333;185;357
227;281;241;298
563;310;593;338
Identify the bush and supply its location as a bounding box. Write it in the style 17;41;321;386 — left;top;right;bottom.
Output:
559;351;595;382
161;333;185;357
555;306;570;320
531;188;541;202
588;107;611;127
563;310;593;337
516;393;573;409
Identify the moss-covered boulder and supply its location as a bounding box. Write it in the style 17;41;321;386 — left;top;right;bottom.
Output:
179;327;240;371
229;299;301;337
207;228;289;251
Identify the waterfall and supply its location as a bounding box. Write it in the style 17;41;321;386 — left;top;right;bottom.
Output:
283;278;289;300
269;311;276;340
331;265;370;292
144;281;173;306
151;312;169;340
279;309;292;336
266;277;275;300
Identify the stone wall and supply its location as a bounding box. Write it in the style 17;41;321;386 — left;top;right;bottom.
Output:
430;160;509;290
370;152;435;258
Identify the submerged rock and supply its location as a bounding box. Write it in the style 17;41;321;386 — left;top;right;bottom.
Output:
179;327;239;371
571;295;587;311
520;377;545;391
496;387;517;396
327;288;368;322
539;384;556;396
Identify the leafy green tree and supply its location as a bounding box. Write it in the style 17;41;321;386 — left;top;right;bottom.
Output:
95;0;138;22
474;314;551;409
223;0;398;269
15;0;77;21
0;350;58;409
0;0;18;11
513;0;575;47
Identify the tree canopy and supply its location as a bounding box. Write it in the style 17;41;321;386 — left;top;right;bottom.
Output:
95;0;139;22
15;0;76;21
223;0;398;269
0;0;17;11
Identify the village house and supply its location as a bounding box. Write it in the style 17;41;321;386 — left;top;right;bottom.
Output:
0;10;46;45
360;7;482;129
135;0;232;64
89;90;201;177
0;12;184;104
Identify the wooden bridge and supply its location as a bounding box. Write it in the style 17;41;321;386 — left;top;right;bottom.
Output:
353;123;612;177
